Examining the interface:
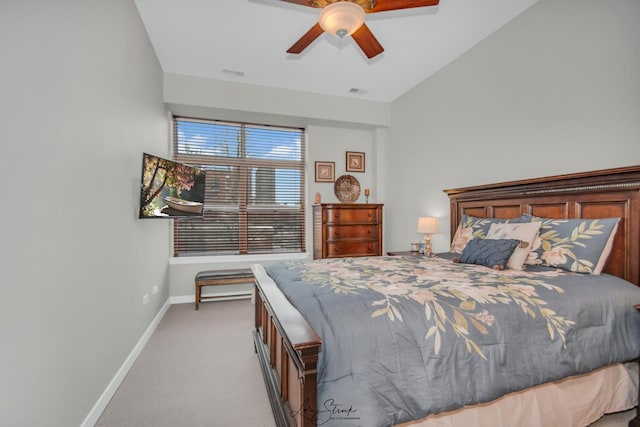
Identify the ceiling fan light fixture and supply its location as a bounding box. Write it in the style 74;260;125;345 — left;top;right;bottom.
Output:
319;2;365;39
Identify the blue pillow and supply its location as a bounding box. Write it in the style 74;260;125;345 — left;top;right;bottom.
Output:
456;238;521;270
521;214;620;274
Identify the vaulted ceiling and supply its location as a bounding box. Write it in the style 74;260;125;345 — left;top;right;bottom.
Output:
134;0;538;103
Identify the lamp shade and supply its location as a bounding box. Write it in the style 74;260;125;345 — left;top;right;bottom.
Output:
417;217;438;234
318;2;365;38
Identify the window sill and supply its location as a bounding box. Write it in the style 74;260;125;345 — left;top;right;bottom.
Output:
169;252;311;265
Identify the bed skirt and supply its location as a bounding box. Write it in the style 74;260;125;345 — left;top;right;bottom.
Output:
399;361;638;427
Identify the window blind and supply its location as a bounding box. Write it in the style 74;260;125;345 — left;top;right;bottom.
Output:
172;117;306;256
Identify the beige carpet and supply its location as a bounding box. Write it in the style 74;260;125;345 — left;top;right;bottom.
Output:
590;409;635;427
96;299;275;427
96;298;635;427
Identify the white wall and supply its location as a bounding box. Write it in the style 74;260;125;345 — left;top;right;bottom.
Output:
307;125;379;205
387;0;640;254
163;75;390;298
163;73;391;129
0;1;169;426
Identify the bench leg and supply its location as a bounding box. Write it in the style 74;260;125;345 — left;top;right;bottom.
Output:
195;284;200;311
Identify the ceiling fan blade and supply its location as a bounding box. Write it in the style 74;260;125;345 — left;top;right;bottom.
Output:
276;0;440;13
367;0;439;13
277;0;319;8
351;23;384;59
287;23;324;54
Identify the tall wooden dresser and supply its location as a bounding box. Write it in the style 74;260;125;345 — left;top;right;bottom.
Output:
312;203;384;259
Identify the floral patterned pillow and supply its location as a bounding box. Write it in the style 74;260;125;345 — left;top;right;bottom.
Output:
486;221;542;271
521;214;620;275
450;214;527;254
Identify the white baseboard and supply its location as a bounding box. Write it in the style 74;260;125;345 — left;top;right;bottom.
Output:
170;294;195;305
80;298;171;427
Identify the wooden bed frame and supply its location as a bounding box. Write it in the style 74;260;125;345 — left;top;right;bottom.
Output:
252;165;640;427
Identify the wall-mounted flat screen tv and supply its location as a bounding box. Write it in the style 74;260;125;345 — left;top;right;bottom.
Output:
139;153;206;219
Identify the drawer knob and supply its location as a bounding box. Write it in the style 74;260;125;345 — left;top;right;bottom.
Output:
335;248;340;252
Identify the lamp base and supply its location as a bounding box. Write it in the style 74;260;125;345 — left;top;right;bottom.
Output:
424;235;433;257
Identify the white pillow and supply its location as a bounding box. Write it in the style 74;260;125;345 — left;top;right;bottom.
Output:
486;221;542;270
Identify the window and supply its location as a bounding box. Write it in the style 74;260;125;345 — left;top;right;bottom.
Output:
172;117;306;256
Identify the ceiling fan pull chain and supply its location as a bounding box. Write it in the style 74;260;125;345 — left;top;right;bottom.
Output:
338;37;346;62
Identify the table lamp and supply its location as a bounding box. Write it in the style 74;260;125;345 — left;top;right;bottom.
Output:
417;217;438;257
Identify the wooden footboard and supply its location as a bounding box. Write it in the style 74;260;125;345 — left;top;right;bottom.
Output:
253;275;321;427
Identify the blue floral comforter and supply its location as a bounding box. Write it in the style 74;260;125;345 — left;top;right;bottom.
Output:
263;255;640;426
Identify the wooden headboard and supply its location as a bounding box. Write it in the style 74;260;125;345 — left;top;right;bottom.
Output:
444;165;640;285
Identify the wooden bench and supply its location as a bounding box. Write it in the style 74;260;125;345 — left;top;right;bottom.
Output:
194;269;255;310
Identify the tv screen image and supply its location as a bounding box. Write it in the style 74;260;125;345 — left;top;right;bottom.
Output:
139;153;206;218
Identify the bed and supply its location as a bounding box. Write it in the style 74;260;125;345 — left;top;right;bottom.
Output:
252;165;640;427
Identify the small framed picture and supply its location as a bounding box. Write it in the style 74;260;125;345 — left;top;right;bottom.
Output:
315;161;335;182
346;151;365;172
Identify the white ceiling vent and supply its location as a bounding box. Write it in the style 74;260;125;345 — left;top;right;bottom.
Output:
222;69;245;78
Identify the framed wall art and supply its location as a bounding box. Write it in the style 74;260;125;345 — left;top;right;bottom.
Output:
346;151;365;172
315;161;335;182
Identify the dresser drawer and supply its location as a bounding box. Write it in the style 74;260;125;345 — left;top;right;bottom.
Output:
326;241;379;258
326;224;378;239
325;208;378;223
313;203;383;259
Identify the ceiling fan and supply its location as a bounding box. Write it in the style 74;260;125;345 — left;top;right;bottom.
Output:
281;0;440;59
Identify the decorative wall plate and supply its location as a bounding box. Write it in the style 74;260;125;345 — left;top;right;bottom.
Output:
334;174;361;203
